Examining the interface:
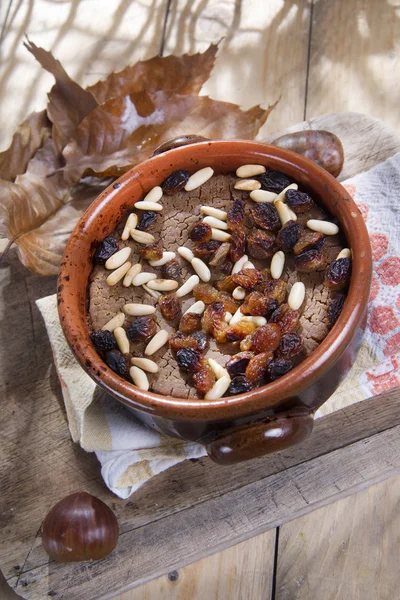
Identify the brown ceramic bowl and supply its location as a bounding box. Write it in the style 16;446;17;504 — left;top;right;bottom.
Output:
58;139;372;465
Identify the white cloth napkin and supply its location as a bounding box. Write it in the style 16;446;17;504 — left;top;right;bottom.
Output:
37;152;400;498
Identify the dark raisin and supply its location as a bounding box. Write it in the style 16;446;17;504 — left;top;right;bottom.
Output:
139;243;163;261
227;199;245;229
325;258;352;290
193;240;222;260
105;350;128;378
328;293;346;328
127;317;157;341
257;169;292;193
90;330;117;352
226;320;258;342
294;249;326;272
250;203;280;231
192;331;209;353
158;293;181;320
230;229;246;262
227;376;253;395
161;169;190;195
94;236;118;264
250;323;281;353
209;242;231;267
285;189;315;213
137;211;158;231
277;220;301;252
193;366;215;394
247;229;276;259
276;333;303;359
162;258;181;281
190;222;212;242
270;304;300;335
179;311;202;333
226;352;254;376
293;230;325;255
245;351;273;382
176;348;202;372
267;358;293;381
231;268;263;290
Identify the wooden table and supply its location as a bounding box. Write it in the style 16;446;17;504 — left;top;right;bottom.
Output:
1;2;399;599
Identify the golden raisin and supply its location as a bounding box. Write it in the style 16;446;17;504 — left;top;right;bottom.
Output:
265;279;287;305
193;365;216;395
230;229;246;263
245;351;273;382
219;291;240;314
227;199;245;230
215;276;236;293
179;312;202;333
293;229;325;255
240;333;255;352
169;332;198;351
241;291;274;317
139;243;163;261
270;303;300;335
231;268;263;290
193;283;219;304
250;203;280;231
247;229;276;260
202;302;226;334
190;222;212;243
294;249;326;272
250;323;282;354
193;240;222;260
158;293;181;320
226;320;258;342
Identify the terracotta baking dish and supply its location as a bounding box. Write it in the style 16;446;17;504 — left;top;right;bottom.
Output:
57;139;372;465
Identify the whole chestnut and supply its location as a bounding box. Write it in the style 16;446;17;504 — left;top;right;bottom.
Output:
42;492;119;562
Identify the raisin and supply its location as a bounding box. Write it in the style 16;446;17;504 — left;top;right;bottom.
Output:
277;220;301;252
325;258;352;290
193;283;219;303
137;211;158;231
105;349;128;378
127;317;157;341
209;242;231;267
179;311;202;333
94;236;118;264
270;304;300;335
169;332;198;351
254;268;272;294
250;323;281;354
240;333;255;352
91;330;117;353
227;199;245;229
250;203;280;231
294;249;326;272
193;240;222;260
267;358;293;381
219;291;240;314
227;376;253;395
231;268;263;290
257;169;292;193
265;279;287;305
202;302;228;343
176;348;203;372
219;259;234;275
190;222;212;243
162;258;180;281
158;293;181;320
245;351;273;382
226;352;254;376
215;276;236;293
276;333;303;359
293;230;325;255
162;169;190;195
241;291;273;317
193;365;215;394
139;243;163;261
285;189;315;213
226;320;258;342
247;229;276;260
328;293;346;328
230;229;246;263
192;331;209;353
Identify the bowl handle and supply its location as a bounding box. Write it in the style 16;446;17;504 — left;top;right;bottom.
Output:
152;135;210;156
206;411;314;465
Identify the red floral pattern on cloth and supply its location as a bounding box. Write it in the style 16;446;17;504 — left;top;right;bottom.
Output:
377;257;400;286
370;234;389;262
369;306;399;335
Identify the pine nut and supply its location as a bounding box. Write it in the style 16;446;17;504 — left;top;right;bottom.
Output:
143;186;163;203
225;312;233;323
232;286;246;300
242;261;255;269
134;200;163;212
142;284;161;299
106;261;132;286
234;179;261;191
131;229;156;244
184;167;214;191
144;330;169;355
250;190;277;203
337;248;351;259
203;216;228;230
200;206;228;220
230;307;244;325
149;251;176;266
275;200;297;226
183;300;206;315
307;220;339;235
176;275;200;297
232;254;248;274
211;228;231;242
114;327;130;354
178;246;194;262
241;316;267;326
191;257;211;282
123;263;142;287
207;358;229;380
132;272;157;286
205;375;231;400
147;279;179;291
288;281;306;310
274;183;298;204
123;303;156;316
101;312;125;331
271;251;285;279
130;357;159;373
121;213;138;241
129;366;149;390
236;164;266;178
105;247;131;270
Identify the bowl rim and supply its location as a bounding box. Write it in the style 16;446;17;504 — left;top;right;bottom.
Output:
58;140;372;422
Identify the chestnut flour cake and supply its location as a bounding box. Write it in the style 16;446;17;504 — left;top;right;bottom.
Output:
88;166;351;399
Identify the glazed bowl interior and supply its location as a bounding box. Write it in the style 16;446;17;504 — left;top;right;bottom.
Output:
58;140;371;421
